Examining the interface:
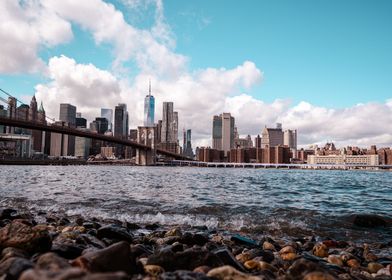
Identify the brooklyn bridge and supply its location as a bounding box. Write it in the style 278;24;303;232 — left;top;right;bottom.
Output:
0;89;192;165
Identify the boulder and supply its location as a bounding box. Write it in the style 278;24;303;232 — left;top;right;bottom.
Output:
96;225;133;243
353;214;387;228
0;257;34;280
72;241;138;275
0;220;52;253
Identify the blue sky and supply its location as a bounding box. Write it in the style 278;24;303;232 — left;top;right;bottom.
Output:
2;0;391;107
1;0;392;146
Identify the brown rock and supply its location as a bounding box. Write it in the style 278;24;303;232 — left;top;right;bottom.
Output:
346;258;360;268
72;241;137;275
313;243;329;258
0;220;52;253
36;252;71;272
303;271;336;280
367;262;383;273
327;255;343;267
279;246;296;254
281;252;298;261
262;241;276;251
258;261;278;272
193;265;211;274
207;265;261;280
144;264;164;276
244;260;259;270
0;247;29;262
0;257;34;279
20;267;128;280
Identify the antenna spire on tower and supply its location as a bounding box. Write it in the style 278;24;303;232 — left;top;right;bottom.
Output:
149;79;151;96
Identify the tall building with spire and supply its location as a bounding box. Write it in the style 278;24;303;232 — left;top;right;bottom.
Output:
144;80;155;127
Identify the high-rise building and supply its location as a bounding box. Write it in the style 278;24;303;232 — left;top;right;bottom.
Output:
76;115;87;128
144;81;155;127
58;103;77;156
261;123;284;148
59;104;76;125
15;104;30;134
101;108;113;131
90;117;109;134
284;129;297;157
6;97;17;134
161;102;174;143
212;113;235;156
183;129;194;158
0;105;7;133
173;111;178;143
28;96;44;152
114;104;128;139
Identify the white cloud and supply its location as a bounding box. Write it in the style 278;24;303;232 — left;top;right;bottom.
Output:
3;0;391;149
0;0;72;74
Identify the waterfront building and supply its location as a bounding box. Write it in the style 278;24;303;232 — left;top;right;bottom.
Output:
212;113;235;156
101;146;116;159
0;105;7;133
159;102;179;153
144;81;155;127
75;128;91;159
254;135;262;148
114;103;128;139
284;129;297;150
183;129;194;158
101;108;113;131
0;133;33;158
58;103;77;155
196;147;224;162
76;113;87;128
129;129;138;141
307;154;379;166
6;97;17;134
261;124;284;148
378;148;392;165
50;121;71;157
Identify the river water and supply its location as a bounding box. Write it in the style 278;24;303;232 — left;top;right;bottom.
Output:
0;166;391;243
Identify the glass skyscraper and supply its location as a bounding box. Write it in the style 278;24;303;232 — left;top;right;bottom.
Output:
144;81;155;127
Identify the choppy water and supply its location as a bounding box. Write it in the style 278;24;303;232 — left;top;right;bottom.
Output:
0;166;391;243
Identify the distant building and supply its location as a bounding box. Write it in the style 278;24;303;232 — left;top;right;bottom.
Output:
159;102;179;153
75;128;91;159
58;103;77;155
307;154;379;166
183;129;194;158
0;133;33;158
261;124;283;148
144;81;155;127
212;113;235;156
90;117;109;134
101;108;113;131
254;134;262;148
6;97;17;134
196;147;224;162
0;105;7;133
76;113;87;128
284;129;297;158
114;104;128;139
50;121;71;157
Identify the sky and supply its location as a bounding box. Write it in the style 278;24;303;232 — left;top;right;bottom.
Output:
0;0;391;148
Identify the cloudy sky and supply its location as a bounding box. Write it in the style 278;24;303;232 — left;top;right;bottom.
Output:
0;0;391;148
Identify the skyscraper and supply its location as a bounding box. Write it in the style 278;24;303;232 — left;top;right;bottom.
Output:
212;113;235;156
161;102;174;143
114;104;128;139
284;129;298;157
183;129;194;158
57;103;76;156
261;123;284;148
6;97;17;134
144;81;155;127
101;108;113;131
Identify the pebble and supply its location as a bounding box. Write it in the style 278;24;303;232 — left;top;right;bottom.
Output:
303;271;336;280
346;258;360;268
313;243;329;258
327;255;343;267
144;264;164;276
262;241;276;251
207;265;261;280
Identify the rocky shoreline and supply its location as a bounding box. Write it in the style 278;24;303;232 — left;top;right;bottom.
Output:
0;209;391;280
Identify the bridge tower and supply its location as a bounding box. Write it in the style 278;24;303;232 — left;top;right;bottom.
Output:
136;126;157;165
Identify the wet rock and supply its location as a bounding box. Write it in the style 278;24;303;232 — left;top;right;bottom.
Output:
72;241;138;275
51;234;86;259
346;259;360;268
165;227;182;237
353;214;387;228
258;261;278;273
180;232;209;246
213;248;246;271
36;252;71;272
145;223;160;230
147;247;223;271
19;267;128;280
303;271;336;280
77;234;106;249
286;258;326;279
207;265;261;280
193;265;211;274
0;257;34;280
96;225;133;243
0;220;52;253
0;209;18;220
144;264;164;276
262;241;276;251
327;255;343;267
0;247;29;262
161;270;212;280
313;243;329;258
171;242;184;252
368;262;383;273
82;222;101;230
231;234;258;248
279;246;298;261
130;244;153;258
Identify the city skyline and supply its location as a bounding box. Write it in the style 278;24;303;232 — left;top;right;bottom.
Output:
0;1;392;148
